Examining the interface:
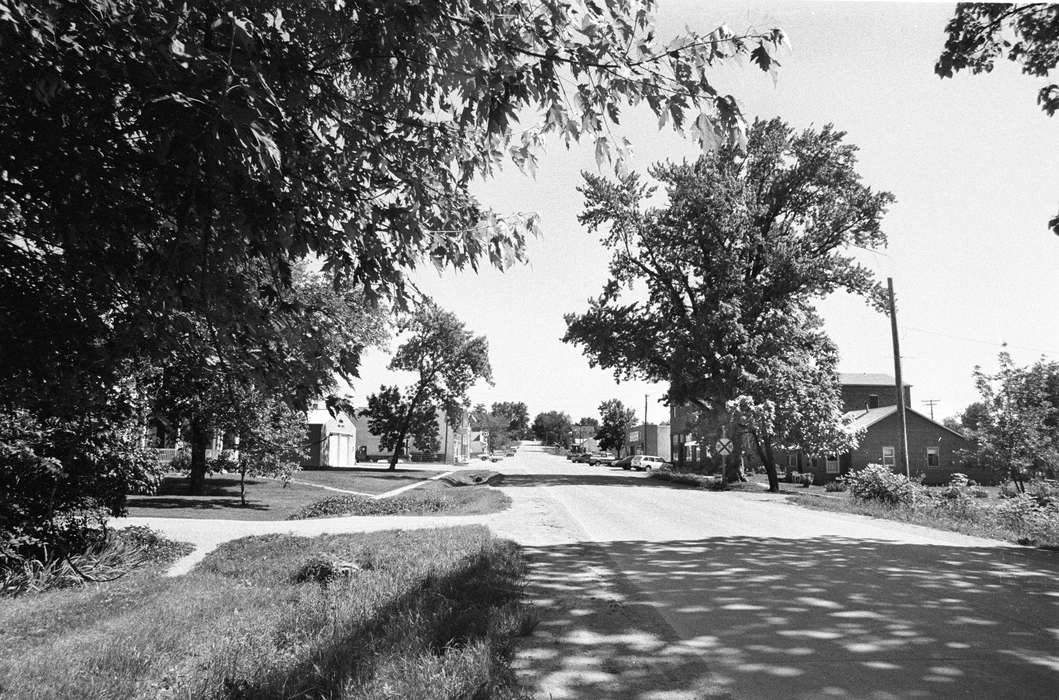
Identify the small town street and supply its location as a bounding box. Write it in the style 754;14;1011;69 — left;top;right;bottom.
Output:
122;443;1059;699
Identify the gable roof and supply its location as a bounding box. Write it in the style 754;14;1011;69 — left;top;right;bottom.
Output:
842;405;967;440
839;372;910;387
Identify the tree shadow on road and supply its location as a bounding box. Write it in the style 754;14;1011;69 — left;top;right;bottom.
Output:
514;536;1057;699
501;471;693;489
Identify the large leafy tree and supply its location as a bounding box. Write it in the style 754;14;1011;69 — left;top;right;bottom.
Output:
936;3;1059;234
531;411;574;447
363;302;492;469
966;352;1059;488
564;118;894;490
595;399;637;457
491;401;531;440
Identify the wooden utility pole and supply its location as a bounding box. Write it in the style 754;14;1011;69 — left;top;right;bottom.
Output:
887;277;911;479
921;399;939;421
643;394;649;453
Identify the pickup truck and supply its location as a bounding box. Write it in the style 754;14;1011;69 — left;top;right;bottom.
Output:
588;453;615;466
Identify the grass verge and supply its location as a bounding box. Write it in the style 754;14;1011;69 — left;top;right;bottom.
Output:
288;483;511;520
0;526;532;699
647;469;723;489
788;492;1059;548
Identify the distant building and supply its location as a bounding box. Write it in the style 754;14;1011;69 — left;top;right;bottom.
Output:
303;403;357;469
627;423;671;460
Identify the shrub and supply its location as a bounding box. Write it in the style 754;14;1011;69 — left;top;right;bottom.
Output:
647;469;723;489
844;463;914;505
0;408;165;568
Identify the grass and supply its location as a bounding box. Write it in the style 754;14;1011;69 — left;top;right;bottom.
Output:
0;526;532;699
289;483;511;520
788;490;1059;548
126;469;448;520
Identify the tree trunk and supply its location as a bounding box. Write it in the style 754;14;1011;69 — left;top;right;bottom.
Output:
188;419;210;495
239;465;247;506
753;432;780;492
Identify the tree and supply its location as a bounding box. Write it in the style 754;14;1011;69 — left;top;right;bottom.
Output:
936;3;1059;234
491;401;531;440
362;302;492;469
727;312;861;491
965;353;1059;488
224;394;308;507
0;0;782;555
564;118;894;491
531;411;573;447
596;399;637;457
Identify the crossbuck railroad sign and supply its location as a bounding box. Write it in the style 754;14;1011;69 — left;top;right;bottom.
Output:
715;438;734;456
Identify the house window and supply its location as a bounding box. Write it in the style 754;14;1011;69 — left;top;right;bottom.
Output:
882;446;895;466
787;453;797;469
927;446;940;467
825;454;840;474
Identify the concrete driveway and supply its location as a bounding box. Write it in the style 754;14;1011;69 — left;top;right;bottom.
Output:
118;444;1058;699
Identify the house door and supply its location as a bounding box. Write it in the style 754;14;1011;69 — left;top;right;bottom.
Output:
825;454;840;475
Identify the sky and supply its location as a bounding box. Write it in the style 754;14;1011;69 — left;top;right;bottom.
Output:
352;0;1059;426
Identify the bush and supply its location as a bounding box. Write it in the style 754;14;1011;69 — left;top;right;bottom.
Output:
844;463;915;506
0;408;166;568
647;469;723;489
1;526;191;597
289;487;510;519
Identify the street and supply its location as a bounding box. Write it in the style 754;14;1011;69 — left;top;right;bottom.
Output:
496;444;1059;699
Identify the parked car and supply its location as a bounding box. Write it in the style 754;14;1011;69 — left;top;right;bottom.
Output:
613;455;634;470
572;452;594;464
504;448;516;457
630;455;666;471
588;453;615;466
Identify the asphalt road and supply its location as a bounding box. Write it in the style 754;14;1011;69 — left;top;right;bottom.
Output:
497;444;1059;700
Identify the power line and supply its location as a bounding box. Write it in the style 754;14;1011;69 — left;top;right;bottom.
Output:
921;399;939;421
898;324;1058;357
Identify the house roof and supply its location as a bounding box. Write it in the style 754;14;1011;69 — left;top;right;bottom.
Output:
842;405;967;440
838;373;910;387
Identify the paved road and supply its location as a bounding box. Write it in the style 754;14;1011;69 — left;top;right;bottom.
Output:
494;444;1058;699
120;443;1058;699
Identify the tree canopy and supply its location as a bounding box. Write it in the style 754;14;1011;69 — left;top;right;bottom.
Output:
595;399;637;456
936;3;1059;234
363;301;492;469
564;118;893;489
531;411;573;447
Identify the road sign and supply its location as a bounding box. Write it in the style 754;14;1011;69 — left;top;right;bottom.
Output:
715;438;734;456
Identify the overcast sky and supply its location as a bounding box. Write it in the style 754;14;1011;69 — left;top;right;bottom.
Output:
353;0;1059;426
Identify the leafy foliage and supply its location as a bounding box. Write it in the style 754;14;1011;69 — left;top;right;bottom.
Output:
843;464;915;506
937;3;1059;233
0;408;164;567
531;410;574;446
964;352;1059;487
490;401;531;440
595;399;637;456
564;118;893;489
363;301;492;468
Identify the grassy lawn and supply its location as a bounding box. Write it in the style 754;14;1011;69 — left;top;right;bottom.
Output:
293;467;446;494
0;527;532;699
290;482;511;519
126;469;450;521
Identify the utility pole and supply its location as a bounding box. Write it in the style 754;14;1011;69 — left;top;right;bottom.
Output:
921;399;939;421
643;393;649;454
887;277;911;479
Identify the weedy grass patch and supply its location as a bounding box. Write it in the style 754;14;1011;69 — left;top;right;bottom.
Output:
288;484;511;520
0;526;532;699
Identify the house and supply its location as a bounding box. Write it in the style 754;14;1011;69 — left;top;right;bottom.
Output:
354;407;470;464
627;423;672;460
776;373;975;484
303;403;357;469
669;373;977;484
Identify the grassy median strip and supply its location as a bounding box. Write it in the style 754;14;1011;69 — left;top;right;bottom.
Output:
288;484;511;520
0;526;532;699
